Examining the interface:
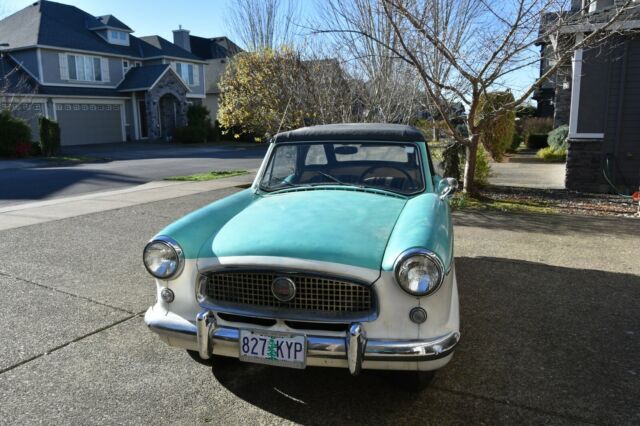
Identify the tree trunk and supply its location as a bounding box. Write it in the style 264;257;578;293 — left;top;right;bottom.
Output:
463;139;479;194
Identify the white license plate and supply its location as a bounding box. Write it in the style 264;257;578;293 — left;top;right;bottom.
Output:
239;330;306;369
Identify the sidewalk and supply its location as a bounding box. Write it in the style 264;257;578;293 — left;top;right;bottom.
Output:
0;172;256;231
489;151;566;189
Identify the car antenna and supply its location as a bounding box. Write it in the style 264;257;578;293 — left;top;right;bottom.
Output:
276;96;292;135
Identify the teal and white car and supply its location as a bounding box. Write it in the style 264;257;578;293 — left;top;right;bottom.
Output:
143;123;460;382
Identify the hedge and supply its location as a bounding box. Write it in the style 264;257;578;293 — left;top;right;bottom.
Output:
0;110;32;157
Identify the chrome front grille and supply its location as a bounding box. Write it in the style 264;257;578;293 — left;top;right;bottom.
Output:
202;271;373;314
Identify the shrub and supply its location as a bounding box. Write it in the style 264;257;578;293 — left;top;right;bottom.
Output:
515;104;537;119
179;105;210;143
172;126;203;144
527;133;549;149
473;145;492;186
521;117;553;135
547;125;569;151
510;133;523;152
476;91;516;162
15;141;31;157
0;110;33;157
39;117;61;156
536;147;567;162
29;141;42;156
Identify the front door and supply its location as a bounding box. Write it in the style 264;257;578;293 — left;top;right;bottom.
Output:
138;100;148;138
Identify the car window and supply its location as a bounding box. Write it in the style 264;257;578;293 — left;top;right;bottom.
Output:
265;144;297;184
305;144;328;165
260;142;425;195
334;144;413;162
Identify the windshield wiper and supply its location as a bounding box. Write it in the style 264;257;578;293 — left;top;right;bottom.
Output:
317;172;363;187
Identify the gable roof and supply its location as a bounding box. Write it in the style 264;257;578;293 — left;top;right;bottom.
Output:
117;64;190;92
92;15;132;32
0;1;202;61
273;124;426;143
189;35;242;60
139;36;202;61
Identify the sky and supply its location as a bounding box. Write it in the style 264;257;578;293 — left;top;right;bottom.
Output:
0;0;537;100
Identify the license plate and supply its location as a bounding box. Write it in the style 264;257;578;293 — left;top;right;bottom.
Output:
239;330;306;369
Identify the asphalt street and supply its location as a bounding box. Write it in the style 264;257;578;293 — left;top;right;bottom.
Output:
0;187;638;425
0;143;267;208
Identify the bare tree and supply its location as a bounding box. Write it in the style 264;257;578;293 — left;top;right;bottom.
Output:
227;0;300;51
317;0;639;193
317;0;427;124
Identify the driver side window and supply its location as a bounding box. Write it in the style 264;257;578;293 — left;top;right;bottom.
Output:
267;145;298;183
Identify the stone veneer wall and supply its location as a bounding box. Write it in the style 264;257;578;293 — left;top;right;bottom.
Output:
144;72;189;140
565;139;609;193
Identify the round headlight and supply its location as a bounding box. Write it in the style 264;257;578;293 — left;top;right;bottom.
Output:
143;237;184;279
394;249;444;296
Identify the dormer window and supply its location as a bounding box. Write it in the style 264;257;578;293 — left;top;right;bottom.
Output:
109;30;129;46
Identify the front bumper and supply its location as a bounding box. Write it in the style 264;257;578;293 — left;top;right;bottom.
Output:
145;307;460;374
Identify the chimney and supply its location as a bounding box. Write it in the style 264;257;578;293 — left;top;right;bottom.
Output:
173;25;191;52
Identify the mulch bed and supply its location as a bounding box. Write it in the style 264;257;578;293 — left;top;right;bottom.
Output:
479;185;639;218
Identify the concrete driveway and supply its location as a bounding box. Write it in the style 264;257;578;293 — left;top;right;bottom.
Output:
489;152;566;189
0;188;638;424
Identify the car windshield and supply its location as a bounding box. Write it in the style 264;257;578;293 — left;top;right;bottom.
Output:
259;142;425;195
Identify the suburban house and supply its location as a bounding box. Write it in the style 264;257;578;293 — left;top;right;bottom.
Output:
0;1;208;145
172;28;242;123
535;0;640;194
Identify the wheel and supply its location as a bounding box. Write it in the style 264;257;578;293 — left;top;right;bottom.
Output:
186;350;238;367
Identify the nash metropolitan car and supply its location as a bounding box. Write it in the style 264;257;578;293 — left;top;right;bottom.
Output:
143;123;460;383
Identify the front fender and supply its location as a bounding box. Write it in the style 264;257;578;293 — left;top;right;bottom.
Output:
382;193;453;272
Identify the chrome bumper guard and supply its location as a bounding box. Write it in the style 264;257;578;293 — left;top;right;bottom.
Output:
148;309;460;375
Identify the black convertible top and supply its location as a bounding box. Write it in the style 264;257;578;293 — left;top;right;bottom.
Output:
272;123;425;143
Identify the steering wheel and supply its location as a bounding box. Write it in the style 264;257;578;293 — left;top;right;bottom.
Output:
359;165;414;187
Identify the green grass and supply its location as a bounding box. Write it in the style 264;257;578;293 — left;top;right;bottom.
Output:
164;170;248;182
450;193;558;214
46;155;107;164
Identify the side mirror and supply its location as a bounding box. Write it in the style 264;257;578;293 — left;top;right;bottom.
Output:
437;177;458;200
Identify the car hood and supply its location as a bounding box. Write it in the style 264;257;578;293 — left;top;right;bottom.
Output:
203;189;407;270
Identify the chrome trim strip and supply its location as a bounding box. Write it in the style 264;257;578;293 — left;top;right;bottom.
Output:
346;323;366;375
196;311;215;360
198;301;379;324
143;235;185;280
146;310;460;365
393;248;446;296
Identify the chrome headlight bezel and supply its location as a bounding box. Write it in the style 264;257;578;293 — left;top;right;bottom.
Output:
393;248;445;297
143;236;185;280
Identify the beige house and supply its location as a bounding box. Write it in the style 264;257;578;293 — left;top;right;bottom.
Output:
173;28;242;123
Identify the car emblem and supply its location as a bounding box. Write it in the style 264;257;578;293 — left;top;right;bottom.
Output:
271;277;296;302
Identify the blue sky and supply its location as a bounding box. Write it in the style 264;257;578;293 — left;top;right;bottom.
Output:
1;0;536;99
1;0;235;41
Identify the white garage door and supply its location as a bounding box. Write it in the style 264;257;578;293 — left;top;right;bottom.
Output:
55;102;124;146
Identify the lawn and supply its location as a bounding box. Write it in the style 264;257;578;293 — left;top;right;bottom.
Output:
164;170;248;182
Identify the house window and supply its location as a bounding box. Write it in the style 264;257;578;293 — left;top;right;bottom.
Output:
175;62;195;85
109;30;129;45
67;55;103;82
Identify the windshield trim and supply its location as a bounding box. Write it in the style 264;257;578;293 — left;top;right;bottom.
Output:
257;140;427;197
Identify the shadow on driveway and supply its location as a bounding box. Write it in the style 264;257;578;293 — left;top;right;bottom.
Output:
0;168;145;203
209;257;639;425
454;209;638;237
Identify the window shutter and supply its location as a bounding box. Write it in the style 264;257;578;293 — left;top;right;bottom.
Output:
59;53;69;80
193;65;200;86
101;58;110;82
